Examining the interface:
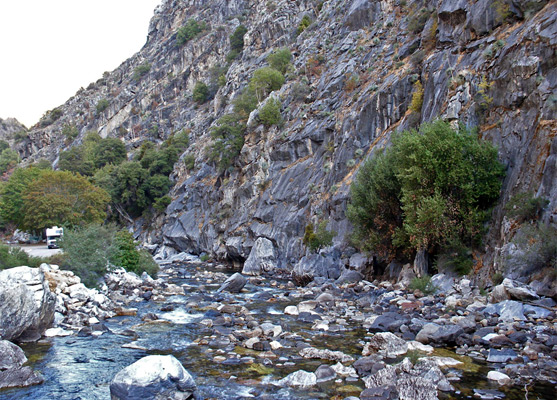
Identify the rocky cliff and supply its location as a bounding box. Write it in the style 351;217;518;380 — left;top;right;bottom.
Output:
13;0;556;282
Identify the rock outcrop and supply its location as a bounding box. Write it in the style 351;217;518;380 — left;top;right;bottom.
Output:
0;340;44;389
9;0;556;283
0;266;55;342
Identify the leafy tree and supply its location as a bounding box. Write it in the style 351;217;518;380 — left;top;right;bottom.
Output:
108;161;149;216
0;167;46;227
164;130;190;152
176;19;206;46
230;25;248;52
92;137;126;169
258;98;282;127
61;124;79;140
192;81;209;104
208;115;246;171
233;89;258;119
303;221;336;252
0;140;9;151
111;230;158;277
297;15;312;36
21;170;110;232
96;99;110;114
0;148;19;174
143;174;172;200
267;47;292;74
348;120;504;269
249;67;285;102
58;146;95;176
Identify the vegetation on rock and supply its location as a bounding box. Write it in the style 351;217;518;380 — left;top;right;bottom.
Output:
348;120;505;273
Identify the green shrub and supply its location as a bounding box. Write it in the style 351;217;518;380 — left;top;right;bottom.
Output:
208;114;246;171
0;148;20;174
505;192;549;223
233;90;258;118
227;25;248;62
249;67;285;102
348;120;505;264
292;82;311;101
200;254;210;262
192;81;209;104
176;19;206;46
62;124;79;140
267;48;292;74
12;130;29;142
154;195;172;212
492;272;504;285
0;140;9;152
408;275;436;294
92;137;126;169
303;221;336;252
59;224;158;287
133;63;151;80
0;244;44;270
297;15;312;36
184;154;196;170
258;98;282;127
96;99;110;114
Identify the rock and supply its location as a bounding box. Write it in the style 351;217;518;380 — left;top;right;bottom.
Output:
483;300;525;322
292;253;342;282
362;332;408;357
0;340;43;389
353;357;385;377
315;364;336;382
360;385;398;400
487;371;511;385
413;249;429;277
277;370;317;388
349;253;369;272
299;346;354;363
363;362;438;400
489;285;510;303
0;366;44;389
216;273;247;293
336;269;364;284
284;305;299;316
0;266;56;341
367;312;405;333
416;323;464;345
502;278;540;301
242;238;278;276
109;355;196;400
473;389;505;399
44;327;73;337
331;362;357;377
430;274;455;294
0;340;27;370
398;264;416;288
344;0;382;31
486;349;518;363
68;283;94;302
315;292;335;305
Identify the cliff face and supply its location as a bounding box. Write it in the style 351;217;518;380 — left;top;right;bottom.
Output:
16;0;556;280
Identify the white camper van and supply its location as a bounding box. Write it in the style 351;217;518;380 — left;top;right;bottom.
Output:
46;226;63;249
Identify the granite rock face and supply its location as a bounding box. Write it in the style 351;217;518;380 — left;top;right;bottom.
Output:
13;0;556;283
0;266;56;342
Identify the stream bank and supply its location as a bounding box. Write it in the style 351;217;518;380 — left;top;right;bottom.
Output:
1;257;556;399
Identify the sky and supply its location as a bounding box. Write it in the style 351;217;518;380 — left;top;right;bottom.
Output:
0;0;161;128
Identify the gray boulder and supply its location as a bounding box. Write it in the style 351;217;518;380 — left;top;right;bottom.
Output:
110;355;196;400
502;278;540;301
0;266;56;342
344;0;382;31
216;273;247;293
277;370;317;388
416;323;464;345
0;340;43;389
242;237;278;276
483;300;526;322
363;332;408;358
336;269;364;284
292;253;342;282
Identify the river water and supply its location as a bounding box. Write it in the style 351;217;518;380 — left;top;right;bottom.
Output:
1;262;554;399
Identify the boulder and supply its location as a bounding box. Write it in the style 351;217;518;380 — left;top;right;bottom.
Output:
216;273;247;293
292;253;342;282
242;238;278;276
0;340;43;389
363;332;408;358
483;300;525;322
487;371;511;385
277;370;317;388
344;0;382;31
430;274;455;294
502;278;540;301
299;346;354;363
315;364;336;382
0;266;56;341
489;284;511;303
416;323;464;345
110;355;196;400
336;269;364;284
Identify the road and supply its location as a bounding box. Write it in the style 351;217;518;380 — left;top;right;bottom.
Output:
12;244;62;258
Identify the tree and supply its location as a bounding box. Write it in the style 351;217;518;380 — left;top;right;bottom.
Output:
58;146;95;176
192;81;209;104
108;161;149;216
258;98;282;127
21;170;110;232
92;137;126;169
176;19;206;46
0;167;46;227
230;25;248;52
348;120;504;269
248;67;285;102
267;48;292;74
0;148;19;174
208;115;246;171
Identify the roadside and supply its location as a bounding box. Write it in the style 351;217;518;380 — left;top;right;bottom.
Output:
10;244;62;258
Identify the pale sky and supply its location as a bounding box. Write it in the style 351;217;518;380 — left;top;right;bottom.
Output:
0;0;161;128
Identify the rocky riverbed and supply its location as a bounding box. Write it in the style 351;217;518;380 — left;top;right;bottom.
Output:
1;257;556;399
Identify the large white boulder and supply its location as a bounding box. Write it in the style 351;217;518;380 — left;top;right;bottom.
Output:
110;355;196;400
0;266;56;341
242;237;278;276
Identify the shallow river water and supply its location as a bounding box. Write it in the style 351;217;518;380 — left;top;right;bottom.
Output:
1;262;554;400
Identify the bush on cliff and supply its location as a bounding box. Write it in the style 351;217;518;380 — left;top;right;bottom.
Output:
0;244;44;270
348;120;505;272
